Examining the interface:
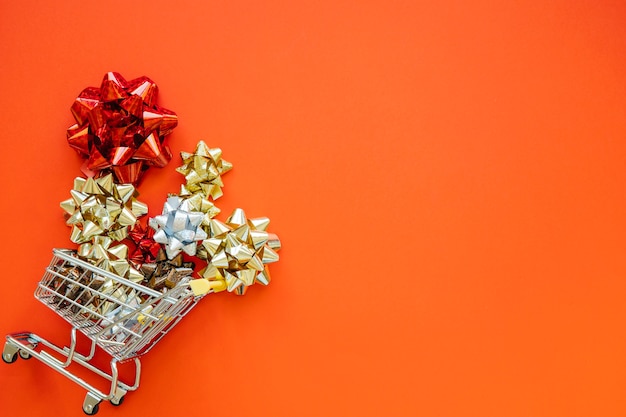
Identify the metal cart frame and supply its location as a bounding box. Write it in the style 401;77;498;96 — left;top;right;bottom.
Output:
3;249;203;415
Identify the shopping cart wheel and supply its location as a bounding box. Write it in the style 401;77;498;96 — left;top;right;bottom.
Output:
2;343;19;364
110;395;125;406
82;393;101;415
82;403;99;416
19;350;32;360
2;351;17;364
18;341;37;360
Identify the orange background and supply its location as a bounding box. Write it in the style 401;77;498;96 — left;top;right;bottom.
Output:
1;1;626;416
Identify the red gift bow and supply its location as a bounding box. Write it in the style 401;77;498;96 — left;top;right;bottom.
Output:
128;223;161;268
67;72;178;185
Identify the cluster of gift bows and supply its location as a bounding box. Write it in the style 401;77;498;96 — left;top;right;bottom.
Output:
61;72;280;297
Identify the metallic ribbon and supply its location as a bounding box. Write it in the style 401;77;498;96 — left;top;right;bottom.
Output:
149;196;208;259
128;223;161;267
48;251;143;329
177;140;232;201
139;249;194;291
67;72;178;185
99;288;144;342
60;174;148;244
196;208;281;296
77;236;144;283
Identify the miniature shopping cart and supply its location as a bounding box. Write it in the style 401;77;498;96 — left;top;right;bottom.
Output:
3;249;204;415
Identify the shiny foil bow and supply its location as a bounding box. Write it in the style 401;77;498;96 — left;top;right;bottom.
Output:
77;236;143;282
140;249;194;291
128;223;161;267
193;208;281;296
67;72;178;185
177;141;232;200
60;175;148;244
149;196;208;259
48;253;142;325
100;289;144;342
